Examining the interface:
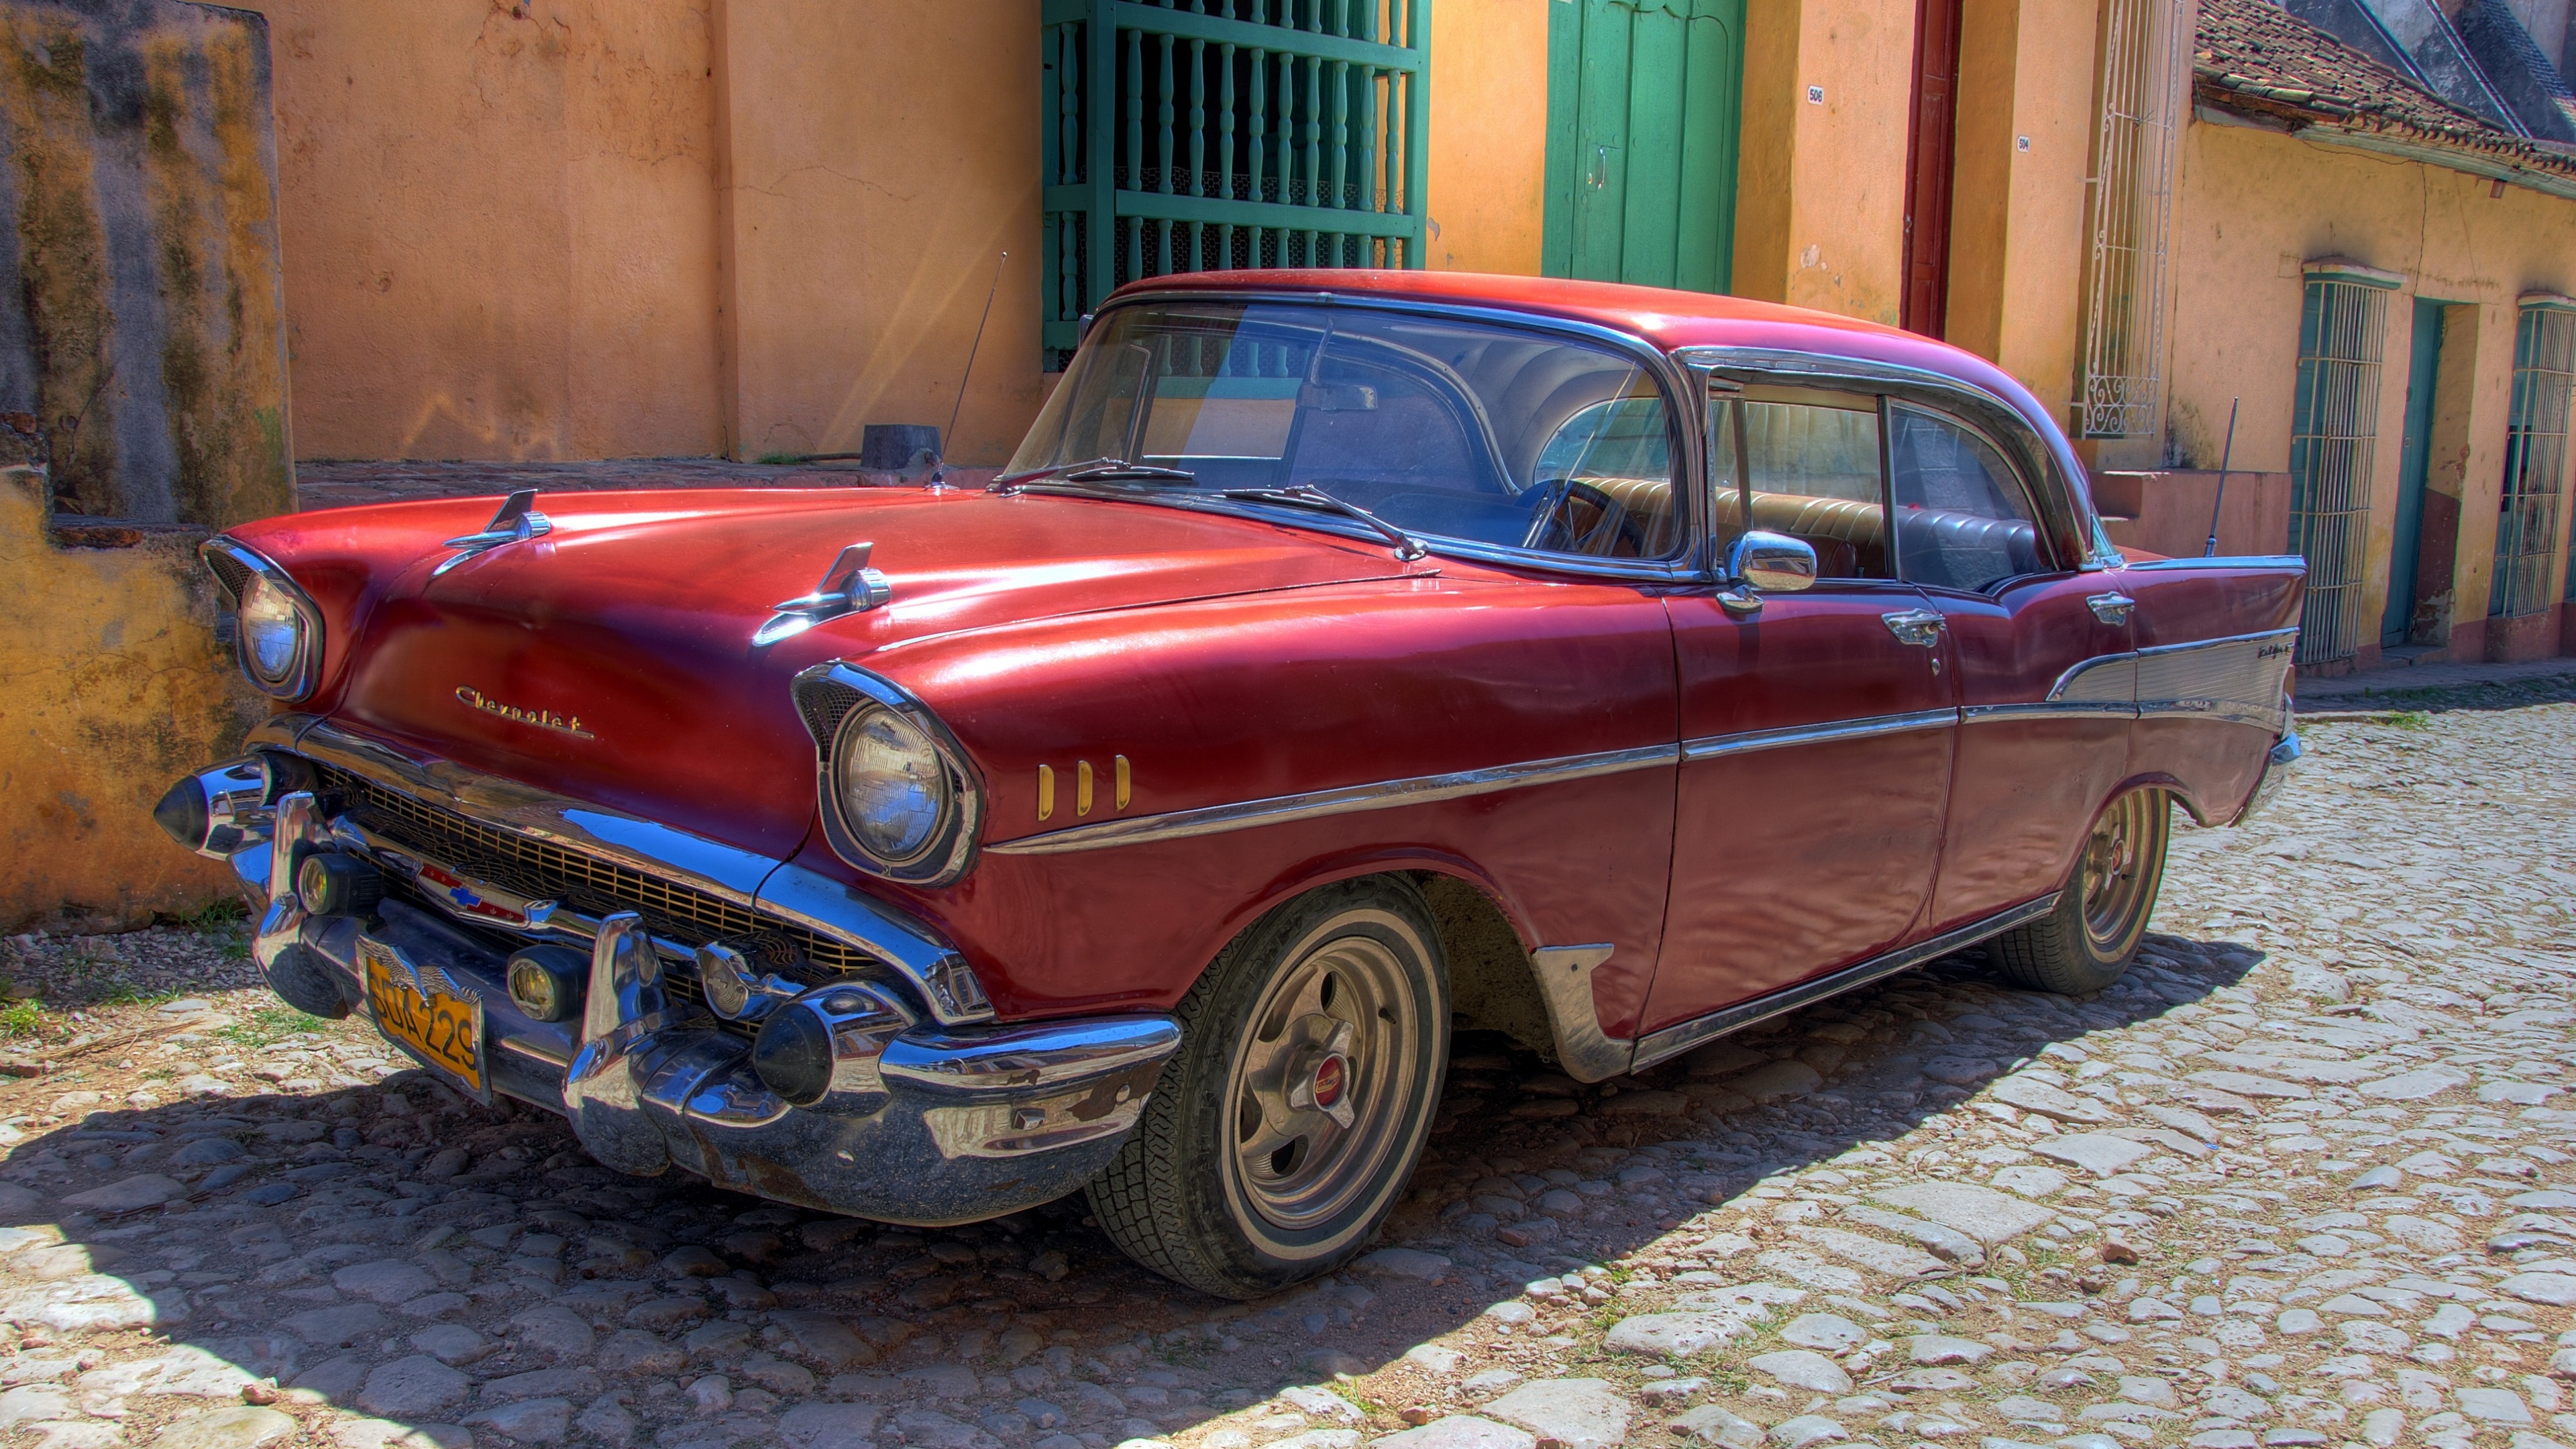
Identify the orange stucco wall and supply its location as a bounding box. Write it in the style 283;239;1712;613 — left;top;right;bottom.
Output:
1426;0;1548;275
1733;0;1916;324
2166;115;2576;651
251;0;727;462
1946;0;2100;415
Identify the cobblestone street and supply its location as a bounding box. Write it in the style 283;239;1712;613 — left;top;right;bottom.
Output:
0;676;2568;1449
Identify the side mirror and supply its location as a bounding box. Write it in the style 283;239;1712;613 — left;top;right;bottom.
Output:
1725;529;1818;593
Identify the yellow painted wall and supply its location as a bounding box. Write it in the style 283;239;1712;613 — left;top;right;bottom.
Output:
0;465;264;931
249;0;727;462
2167;115;2576;653
1732;0;1916;323
1426;0;1548;274
1947;0;2098;415
712;1;1042;468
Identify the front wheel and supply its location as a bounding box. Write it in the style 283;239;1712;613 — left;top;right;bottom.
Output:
1087;877;1448;1299
1990;786;2169;995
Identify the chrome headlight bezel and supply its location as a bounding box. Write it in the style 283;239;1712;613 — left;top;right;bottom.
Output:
201;537;324;702
791;663;984;887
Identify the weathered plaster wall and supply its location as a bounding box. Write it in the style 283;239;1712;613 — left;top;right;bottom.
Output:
0;0;292;526
1732;0;1915;323
710;0;1043;468
1426;0;1547;276
0;457;264;931
1947;0;2098;416
2167;115;2576;661
246;0;725;462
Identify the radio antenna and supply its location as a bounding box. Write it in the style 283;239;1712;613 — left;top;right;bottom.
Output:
2204;396;2239;557
932;251;1008;487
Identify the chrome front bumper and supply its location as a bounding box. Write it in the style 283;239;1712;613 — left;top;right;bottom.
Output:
172;743;1180;1227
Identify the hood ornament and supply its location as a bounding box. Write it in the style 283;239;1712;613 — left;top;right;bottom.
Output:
433;489;551;578
754;541;892;647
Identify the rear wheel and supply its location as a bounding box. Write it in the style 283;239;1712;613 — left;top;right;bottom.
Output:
1087;877;1448;1299
1990;787;2169;995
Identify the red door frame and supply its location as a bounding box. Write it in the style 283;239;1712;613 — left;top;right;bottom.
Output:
1901;0;1964;337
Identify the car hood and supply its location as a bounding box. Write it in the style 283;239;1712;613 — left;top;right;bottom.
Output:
299;486;1416;859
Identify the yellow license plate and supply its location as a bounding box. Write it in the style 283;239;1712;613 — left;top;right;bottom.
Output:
360;938;488;1100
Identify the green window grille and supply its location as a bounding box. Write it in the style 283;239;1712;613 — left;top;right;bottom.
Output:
2491;297;2575;618
2288;263;2396;665
1040;0;1431;366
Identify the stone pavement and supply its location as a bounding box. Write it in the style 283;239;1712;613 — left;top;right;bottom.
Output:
0;682;2567;1449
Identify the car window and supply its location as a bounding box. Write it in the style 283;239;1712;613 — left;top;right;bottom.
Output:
1888;405;2048;592
1712;389;1890;580
1009;301;1686;561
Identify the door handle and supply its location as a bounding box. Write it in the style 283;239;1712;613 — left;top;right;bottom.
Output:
1882;608;1945;647
2086;592;2136;625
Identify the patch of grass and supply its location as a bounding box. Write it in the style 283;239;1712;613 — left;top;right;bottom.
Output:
187;898;248;929
0;1000;42;1038
756;451;809;466
217;1006;328;1049
95;983;180;1008
2386;710;2431;731
1701;1360;1750;1394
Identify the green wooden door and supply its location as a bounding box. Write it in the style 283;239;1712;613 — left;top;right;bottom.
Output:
1544;0;1743;292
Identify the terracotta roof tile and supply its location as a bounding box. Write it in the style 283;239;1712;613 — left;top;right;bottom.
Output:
2196;0;2576;184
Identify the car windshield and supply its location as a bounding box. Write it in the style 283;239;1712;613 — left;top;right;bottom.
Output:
1004;300;1686;559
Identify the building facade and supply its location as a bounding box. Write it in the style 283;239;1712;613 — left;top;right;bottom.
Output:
3;0;2573;924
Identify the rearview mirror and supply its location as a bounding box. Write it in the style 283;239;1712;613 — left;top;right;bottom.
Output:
1725;529;1817;593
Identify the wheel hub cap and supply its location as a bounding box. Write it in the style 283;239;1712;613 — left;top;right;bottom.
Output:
1226;934;1418;1232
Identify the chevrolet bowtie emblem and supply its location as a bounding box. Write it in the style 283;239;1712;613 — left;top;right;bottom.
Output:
455;686;594;739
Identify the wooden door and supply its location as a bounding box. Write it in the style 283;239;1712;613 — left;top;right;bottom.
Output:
1901;0;1964;335
1544;0;1744;293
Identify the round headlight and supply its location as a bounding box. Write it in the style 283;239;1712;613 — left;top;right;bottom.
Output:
833;706;951;865
239;575;305;688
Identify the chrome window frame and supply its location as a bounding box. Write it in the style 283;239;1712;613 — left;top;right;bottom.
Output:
1672;346;2116;574
1880;395;2065;592
1099;288;1712;584
790;662;987;889
202;537;327;702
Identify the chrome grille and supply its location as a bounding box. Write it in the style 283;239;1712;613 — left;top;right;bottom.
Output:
317;765;875;985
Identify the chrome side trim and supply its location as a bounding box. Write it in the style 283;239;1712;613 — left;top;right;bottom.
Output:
1529;944;1627;1084
1680;709;1957;763
2121;554;2307;572
1627;893;2061;1072
1960;702;2138;724
983;742;1680;857
2043;627;2300;733
2049;653;2139;710
282;718;994;1026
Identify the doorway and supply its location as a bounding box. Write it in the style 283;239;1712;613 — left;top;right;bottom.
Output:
2383;299;2444;647
1900;0;1964;335
1542;0;1746;293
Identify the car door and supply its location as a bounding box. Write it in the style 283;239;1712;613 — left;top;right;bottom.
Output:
1884;402;2136;933
1642;382;1957;1052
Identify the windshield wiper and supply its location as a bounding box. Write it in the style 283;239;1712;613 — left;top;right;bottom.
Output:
1217;485;1428;561
989;457;1195;491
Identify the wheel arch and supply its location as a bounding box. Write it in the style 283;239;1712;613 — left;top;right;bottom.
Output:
1180;849;1570;1069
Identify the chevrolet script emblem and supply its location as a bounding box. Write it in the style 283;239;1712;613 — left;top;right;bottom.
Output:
455;686;594;739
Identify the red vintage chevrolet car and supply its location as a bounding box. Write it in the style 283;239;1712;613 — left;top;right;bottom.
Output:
152;272;2302;1297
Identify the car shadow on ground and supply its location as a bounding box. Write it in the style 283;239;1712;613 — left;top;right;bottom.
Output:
0;929;2259;1446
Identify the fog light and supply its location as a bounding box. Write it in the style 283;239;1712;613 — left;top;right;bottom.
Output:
506;945;588;1023
750;985;908;1108
294;851;384;917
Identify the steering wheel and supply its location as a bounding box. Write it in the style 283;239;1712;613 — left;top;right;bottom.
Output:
1521;478;1646;557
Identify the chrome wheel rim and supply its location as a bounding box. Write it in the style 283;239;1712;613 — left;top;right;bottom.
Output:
2080;790;2155;951
1226;926;1419;1232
